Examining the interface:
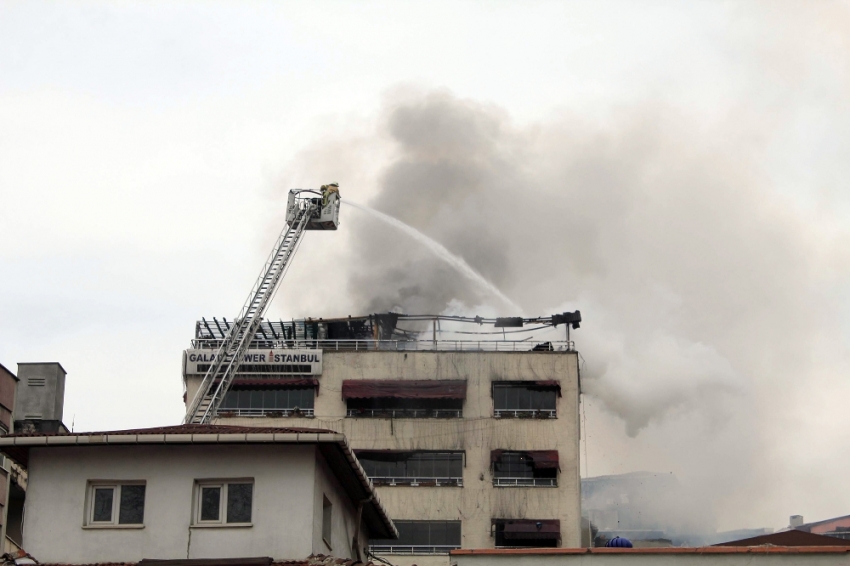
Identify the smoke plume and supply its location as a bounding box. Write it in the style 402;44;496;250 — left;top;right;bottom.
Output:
274;20;850;529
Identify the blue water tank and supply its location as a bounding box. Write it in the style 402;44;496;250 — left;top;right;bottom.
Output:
605;536;634;548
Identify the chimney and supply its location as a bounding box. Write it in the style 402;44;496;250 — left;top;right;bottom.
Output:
14;363;67;433
790;515;804;528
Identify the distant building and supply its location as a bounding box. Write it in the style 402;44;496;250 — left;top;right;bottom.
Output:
581;471;710;546
0;424;396;564
714;530;850;547
183;314;582;565
790;515;850;541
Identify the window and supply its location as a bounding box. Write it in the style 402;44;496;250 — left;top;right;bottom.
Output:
346;398;463;419
87;482;146;526
219;386;315;417
370;520;461;554
195;480;253;525
491;451;558;487
322;495;333;548
343;380;466;418
493;382;558;418
493;519;560;548
356;451;464;486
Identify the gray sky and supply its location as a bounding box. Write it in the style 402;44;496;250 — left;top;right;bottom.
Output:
2;1;849;532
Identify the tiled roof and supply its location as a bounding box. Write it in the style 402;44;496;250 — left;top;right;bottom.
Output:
41;556;376;566
6;424;336;438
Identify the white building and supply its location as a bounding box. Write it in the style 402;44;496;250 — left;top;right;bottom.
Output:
0;424;396;564
183;314;582;566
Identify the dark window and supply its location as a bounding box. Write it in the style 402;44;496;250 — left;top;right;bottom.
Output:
370;520;462;554
92;488;114;522
219;387;314;414
200;486;221;521
493;519;560;548
346;397;462;418
492;452;557;487
357;452;464;486
226;483;253;523
118;485;146;524
493;384;557;417
322;495;333;546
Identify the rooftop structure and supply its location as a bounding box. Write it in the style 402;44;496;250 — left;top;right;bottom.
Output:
189;312;580;353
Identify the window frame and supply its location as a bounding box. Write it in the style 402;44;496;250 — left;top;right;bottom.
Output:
85;481;146;528
492;383;558;418
193;479;254;527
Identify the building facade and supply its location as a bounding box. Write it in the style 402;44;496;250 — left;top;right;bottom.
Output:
183;315;582;566
0;425;395;563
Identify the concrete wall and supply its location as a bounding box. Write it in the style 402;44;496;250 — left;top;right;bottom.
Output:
22;443;333;563
14;363;65;422
451;552;850;566
312;449;370;559
187;350;582;557
0;365;17;433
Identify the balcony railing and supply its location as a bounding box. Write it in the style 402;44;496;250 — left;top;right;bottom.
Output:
492;477;557;487
368;545;460;555
216;408;314;418
369;477;463;487
192;338;574;353
346;408;462;419
494;409;557;419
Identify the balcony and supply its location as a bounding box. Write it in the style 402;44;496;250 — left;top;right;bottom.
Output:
346;408;462;419
368;545;460;555
493;477;557;487
494;409;556;419
216;408;314;418
369;476;463;487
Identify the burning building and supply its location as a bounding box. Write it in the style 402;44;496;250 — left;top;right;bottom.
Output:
182;312;583;566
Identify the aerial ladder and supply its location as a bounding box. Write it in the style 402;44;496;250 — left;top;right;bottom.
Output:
184;185;341;424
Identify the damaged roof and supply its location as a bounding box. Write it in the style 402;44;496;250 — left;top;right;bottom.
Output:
0;424;396;539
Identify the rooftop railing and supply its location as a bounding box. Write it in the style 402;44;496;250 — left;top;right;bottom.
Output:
190;339;573;352
216;408;314;418
346;408;462;419
368;545;460;555
369;477;463;487
494;409;557;419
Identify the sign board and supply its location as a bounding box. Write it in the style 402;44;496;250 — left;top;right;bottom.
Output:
183;349;322;376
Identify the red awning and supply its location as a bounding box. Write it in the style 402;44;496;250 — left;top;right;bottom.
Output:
490;450;559;469
341;380;467;400
499;519;560;540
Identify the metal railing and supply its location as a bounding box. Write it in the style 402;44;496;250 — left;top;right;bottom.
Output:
370;477;463;487
493;477;557;487
346;408;462;419
494;409;557;419
369;545;460;555
192;338;574;353
216;408;314;418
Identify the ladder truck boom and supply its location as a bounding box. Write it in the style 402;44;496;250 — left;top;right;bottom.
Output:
184;185;341;424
